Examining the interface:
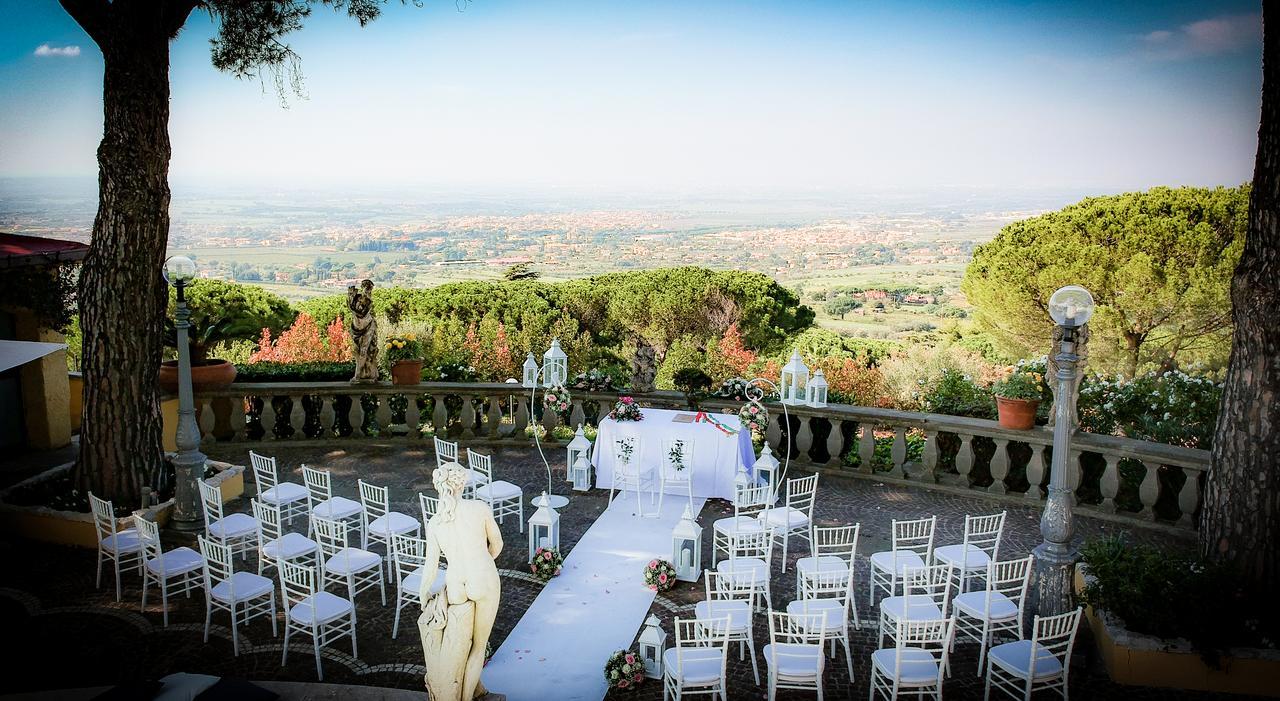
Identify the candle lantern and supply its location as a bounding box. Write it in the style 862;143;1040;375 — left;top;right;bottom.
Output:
672;503;702;582
522;352;539;388
567;424;592;482
571;454;592;492
542;338;568;387
780;348;810;405
527;492;560;563
638;614;667;679
753;443;781;501
806;368;829;408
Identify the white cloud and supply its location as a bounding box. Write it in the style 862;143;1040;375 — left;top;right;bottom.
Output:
34;44;81;58
1139;13;1260;60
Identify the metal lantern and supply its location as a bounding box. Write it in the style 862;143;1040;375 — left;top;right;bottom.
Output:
571;454;592;492
542;338;568;387
638;614;667;679
806;368;829;408
753;443;781;500
672;504;702;582
780;348;809;405
733;460;751;489
522;352;539;388
527;492;560;563
567;424;592;482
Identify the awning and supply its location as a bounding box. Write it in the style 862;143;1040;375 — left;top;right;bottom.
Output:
0;340;66;373
0;232;90;268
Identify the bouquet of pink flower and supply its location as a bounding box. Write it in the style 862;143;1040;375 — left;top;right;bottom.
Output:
642;558;678;592
542;384;572;418
530;546;564;581
609;396;644;422
604;648;647;690
738;402;768;436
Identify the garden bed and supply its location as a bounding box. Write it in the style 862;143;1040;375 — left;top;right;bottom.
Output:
1075;565;1280;697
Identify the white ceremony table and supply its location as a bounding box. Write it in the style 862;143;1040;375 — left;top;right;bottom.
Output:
591;407;757;500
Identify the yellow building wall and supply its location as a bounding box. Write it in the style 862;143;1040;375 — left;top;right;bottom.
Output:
11;309;71;450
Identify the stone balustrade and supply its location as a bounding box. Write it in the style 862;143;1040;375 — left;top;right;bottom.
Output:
192;381;1208;533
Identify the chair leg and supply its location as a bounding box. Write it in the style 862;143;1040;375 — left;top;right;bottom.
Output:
140;572;148;613
203;599;212;642
314;634;324;680
114;556;123;603
781;530;789;573
519;499;524;534
747;632;760;685
281;623;291;667
160;581;170;627
231;604;240;656
378;564;387;606
350;610;359;657
95;550;104;591
269;591;278;637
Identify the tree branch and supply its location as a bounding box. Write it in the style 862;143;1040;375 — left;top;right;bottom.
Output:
58;0;111;45
164;0;204;37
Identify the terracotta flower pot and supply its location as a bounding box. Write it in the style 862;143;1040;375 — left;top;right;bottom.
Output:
158;359;237;394
391;359;424;385
996;396;1040;430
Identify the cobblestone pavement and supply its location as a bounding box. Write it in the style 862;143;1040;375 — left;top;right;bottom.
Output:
0;444;1252;700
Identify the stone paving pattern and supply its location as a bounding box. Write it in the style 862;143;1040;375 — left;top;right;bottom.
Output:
0;444;1258;700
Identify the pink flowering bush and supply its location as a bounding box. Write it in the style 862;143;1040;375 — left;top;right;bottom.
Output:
530;546;564;581
542;384;572;420
642;559;678;592
604;648;647;690
738;402;768;436
608;396;644;422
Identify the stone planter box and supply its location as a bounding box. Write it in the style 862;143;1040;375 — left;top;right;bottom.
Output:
1075;565;1280;697
193;457;245;504
0;463;173;549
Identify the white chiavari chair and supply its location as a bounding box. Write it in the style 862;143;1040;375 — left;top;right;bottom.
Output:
658;436;696;514
695;570;761;685
869;617;955;701
764;610;827;701
198;535;276;655
869;516;937;606
312;515;386;606
984;608;1083;701
249;451;308;525
711;482;770;567
136;515;202;626
279;558;357;681
468;449;525;532
935;511;1005;594
89;493;143;602
252;497;319;576
954;555;1033;675
758;473;818;573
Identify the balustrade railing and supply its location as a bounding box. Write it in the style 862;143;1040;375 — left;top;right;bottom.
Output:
192;382;1208;532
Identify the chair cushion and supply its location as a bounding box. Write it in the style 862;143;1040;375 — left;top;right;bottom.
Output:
288;591;353;626
475;480;522;501
716;558;767;587
102;529;142;554
988;639;1063;680
712;516;764;535
760;506;810;530
934;543;991;570
880;595;943;622
260;482;307;506
262;533;318;561
869;550;926;576
208;513;258;540
368;511;419;537
953;591;1019;622
324;548;380;575
146;547;203;577
464;470;489;487
311;496;362;521
763;643;823;676
663;647;724;685
211;571;274;603
693;599;751;633
785;598;847;629
402;565;447;598
796;556;851;580
871;647;941;685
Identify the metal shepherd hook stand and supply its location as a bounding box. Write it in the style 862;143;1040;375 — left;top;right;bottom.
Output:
732;377;793;503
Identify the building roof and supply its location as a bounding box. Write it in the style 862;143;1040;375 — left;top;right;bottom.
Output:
0;232;89;268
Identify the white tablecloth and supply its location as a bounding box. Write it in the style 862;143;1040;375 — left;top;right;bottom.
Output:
591;407;756;500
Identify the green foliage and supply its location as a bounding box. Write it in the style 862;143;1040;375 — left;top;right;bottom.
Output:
234;361;354;382
1080;536;1275;665
0;263;77;331
879;344;994;411
64;315;82;371
167;279;294;361
502;262;538;281
433;360;477;383
823;294;860;319
383;334;423;363
842;432;926;471
655;336;707;390
780;327;901;365
1077;369;1223;449
962;185;1247;376
672;367;713;409
992;364;1047;401
923;369;996;419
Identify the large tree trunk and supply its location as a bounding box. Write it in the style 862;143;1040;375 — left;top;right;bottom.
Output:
69;4;177;504
1199;3;1280;591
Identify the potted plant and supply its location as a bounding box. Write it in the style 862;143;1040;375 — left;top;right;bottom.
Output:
992;364;1045;429
385;334;424;385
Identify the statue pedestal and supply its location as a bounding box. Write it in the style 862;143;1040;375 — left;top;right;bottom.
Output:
420;598;497;701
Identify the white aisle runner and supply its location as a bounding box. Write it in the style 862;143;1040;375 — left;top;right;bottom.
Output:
482;495;706;701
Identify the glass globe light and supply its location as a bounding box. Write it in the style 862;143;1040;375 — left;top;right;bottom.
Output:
1048;285;1095;327
163;255;197;285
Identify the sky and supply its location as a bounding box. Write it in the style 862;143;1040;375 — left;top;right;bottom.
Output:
0;0;1264;194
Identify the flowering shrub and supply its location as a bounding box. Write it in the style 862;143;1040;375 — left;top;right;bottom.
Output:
713;378;755;401
738;402;768;436
542;384;572;417
1078;369;1223;449
813;356;887;406
992;363;1046;401
609;396;644;422
604;649;647;690
530;547;563;581
383;334;423;363
643;559;678;592
249;313;351;363
435;360;477;382
571;368;621;391
922;369;996;420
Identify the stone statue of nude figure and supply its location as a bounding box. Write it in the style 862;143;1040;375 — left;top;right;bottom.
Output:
418;465;504;700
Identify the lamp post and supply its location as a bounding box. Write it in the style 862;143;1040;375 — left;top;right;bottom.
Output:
164;255;206;532
1033;285;1095;616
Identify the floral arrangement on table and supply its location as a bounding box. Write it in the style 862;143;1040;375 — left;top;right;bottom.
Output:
435;360;477;382
570;368;620;392
643;558;678;592
713;377;753;401
608;396;644;422
604;649;646;691
383;334;423;363
993;363;1047;401
738;402;768;436
543;384;572;417
667;439;688;471
530;546;564;581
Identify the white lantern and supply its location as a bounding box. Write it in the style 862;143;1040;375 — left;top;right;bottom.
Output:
672;504;702;582
733;459;751;489
780;348;809;405
571;454;592;492
522;352;539;388
753;443;781;500
567;424;592;482
527;492;560;563
542;338;568;387
638;614;667;679
806;368;829;408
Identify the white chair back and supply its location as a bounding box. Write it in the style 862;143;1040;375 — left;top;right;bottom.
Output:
358;480;390;522
302;465;333;506
1030;608;1084;678
893;617;954;686
88;493;119;545
198;479;224;526
986;555;1033;619
732;483;771;520
312;515;350;557
891;515;936;560
672;616;730;678
660;437;694;479
964;511;1006;559
768;610;827;667
705;569;755;604
727;526;772;566
252;498;283;545
198;535;234;592
466;448;492;481
419;492;439;525
811;524;859;563
391;532;426;582
279;558;317;609
803;561;854;604
249;451;278;491
902;563;953;618
434;437;458;466
784;473;819;515
612;435;642;477
134;515;164;563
